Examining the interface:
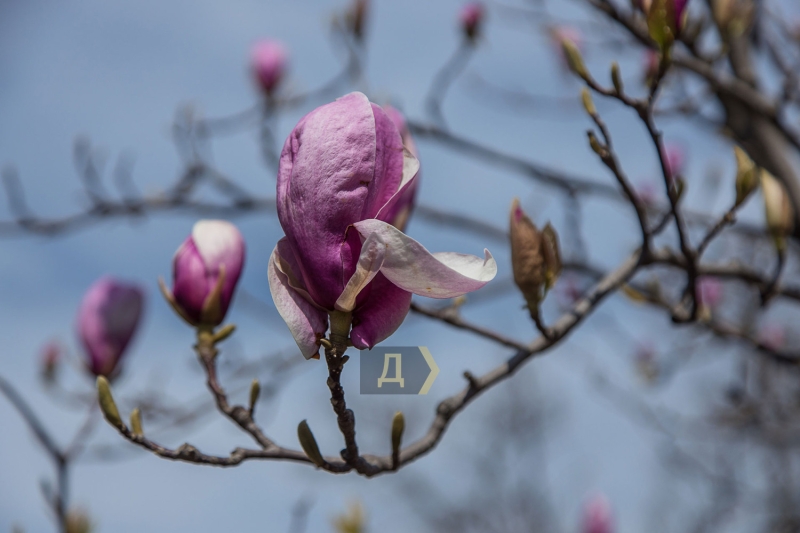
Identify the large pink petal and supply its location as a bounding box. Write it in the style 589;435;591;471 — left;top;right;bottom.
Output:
352;219;497;298
350;273;412;349
268;245;329;359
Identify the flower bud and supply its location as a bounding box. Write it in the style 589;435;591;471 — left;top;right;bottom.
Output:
610;62;623;94
77;277;144;378
344;0;369;41
333;502;366;533
161;220;245;328
581;88;597;116
130;407;143;437
297;420;325;467
510;199;563;311
551;26;584;71
459;3;484;42
664;143;685;181
40;341;61;383
733;146;757;206
97;376;124;430
647;0;690;50
697;276;723;320
712;0;753;39
251;40;287;96
643;50;660;86
391;411;405;456
761;170;794;250
582;495;614;533
249;378;260;415
560;37;589;80
541;223;562;290
65;509;92;533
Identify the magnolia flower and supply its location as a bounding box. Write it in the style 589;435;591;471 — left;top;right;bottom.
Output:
251;40;287;96
269;92;496;358
160;220;246;328
459;2;484;41
582;495;614;533
381;105;419;231
77;277;144;377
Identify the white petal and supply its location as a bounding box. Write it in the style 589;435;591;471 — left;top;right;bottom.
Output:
352;219;497;299
268;245;328;359
375;147;420;221
191;219;244;268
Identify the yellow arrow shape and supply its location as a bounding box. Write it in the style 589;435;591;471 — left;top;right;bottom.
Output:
418;346;439;395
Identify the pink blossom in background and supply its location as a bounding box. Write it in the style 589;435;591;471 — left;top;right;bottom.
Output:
697;276;723;309
635;180;659;207
40;341;61;381
165;220;245;327
251;39;287;96
268;92;496;358
664;143;685;181
459;2;484;40
77;277;144;378
582;495;614;533
758;324;786;352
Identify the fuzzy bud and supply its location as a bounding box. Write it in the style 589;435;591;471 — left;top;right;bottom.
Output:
96;376;124;431
581;88;597;116
510;200;561;311
733;146;757;206
249;379;261;415
297;420;325;467
541;224;562;291
459;3;484;42
761;170;794;250
611;62;624;94
391;411;405;457
130;408;143;437
561;39;589;80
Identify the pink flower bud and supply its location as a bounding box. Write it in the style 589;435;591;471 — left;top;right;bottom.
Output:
459;2;484;41
164;220;245;327
380;105;419;231
251;40;287;96
269;92;496;358
77;277;144;378
664;143;685;181
643;49;660;85
40;341;61;382
697;276;723;309
582;495;614;533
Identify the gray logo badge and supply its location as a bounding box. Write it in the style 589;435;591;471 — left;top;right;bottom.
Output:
360;346;439;395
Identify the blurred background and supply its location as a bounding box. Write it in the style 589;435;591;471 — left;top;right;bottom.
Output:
2;0;800;531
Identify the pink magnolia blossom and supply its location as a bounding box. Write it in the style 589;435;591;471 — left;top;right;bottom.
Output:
459;2;484;40
758;324;786;352
163;220;245;327
269;92;497;358
77;277;144;377
582;495;614;533
251;40;287;96
664;143;685;181
697;276;723;309
381;105;419;231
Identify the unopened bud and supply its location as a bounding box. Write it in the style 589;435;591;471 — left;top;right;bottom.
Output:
510;198;544;308
761;170;794;250
65;509;92;533
587;131;605;157
561;39;589;80
249;379;261;415
581;88;596;116
611;62;624;94
96;376;124;431
541;224;562;290
391;411;405;456
733;146;757;206
673;176;686;201
297;420;325;467
130;408;143;437
213;323;236;344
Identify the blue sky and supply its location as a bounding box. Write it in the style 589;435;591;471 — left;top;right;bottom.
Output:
2;0;796;531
